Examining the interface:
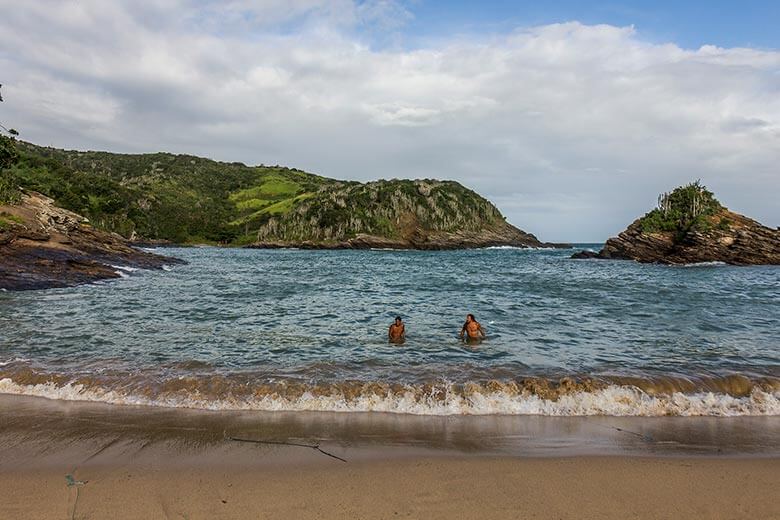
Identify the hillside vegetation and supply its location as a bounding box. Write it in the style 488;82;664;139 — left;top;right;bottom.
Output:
0;139;519;246
252;179;506;243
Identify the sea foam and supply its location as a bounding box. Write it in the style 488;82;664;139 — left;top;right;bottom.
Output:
1;377;777;417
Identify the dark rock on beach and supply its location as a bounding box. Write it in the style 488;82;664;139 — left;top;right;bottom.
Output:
0;191;183;291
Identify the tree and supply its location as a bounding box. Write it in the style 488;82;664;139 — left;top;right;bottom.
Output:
0;134;18;169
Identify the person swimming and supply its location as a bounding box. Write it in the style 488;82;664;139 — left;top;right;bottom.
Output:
388;316;406;343
459;313;485;341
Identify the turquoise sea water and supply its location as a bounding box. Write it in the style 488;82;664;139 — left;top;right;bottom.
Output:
1;246;778;415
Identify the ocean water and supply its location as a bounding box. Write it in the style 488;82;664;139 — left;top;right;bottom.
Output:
1;246;778;416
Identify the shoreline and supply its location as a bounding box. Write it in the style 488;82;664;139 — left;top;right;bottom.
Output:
2;394;778;519
2;393;779;462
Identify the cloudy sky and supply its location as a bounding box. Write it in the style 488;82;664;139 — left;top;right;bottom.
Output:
1;1;778;241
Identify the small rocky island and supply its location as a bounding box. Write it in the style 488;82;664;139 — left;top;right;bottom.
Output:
573;181;780;265
0;191;181;291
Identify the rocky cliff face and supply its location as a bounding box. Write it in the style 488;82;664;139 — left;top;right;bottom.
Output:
0;191;182;291
573;208;780;265
593;209;780;265
249;179;562;249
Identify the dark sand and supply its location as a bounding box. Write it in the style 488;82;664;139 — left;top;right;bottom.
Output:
1;395;778;519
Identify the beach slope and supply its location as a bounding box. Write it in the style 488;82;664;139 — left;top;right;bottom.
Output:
1;395;777;520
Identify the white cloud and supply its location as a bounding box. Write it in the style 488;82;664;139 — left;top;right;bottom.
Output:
0;1;778;241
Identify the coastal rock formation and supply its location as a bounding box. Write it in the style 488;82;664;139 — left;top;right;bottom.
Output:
247;179;566;250
0;191;182;291
573;182;780;265
249;227;554;250
595;211;780;264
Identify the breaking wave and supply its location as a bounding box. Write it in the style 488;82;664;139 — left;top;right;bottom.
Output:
678;261;728;268
0;368;777;417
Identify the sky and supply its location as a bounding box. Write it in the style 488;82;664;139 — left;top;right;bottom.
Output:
0;1;778;242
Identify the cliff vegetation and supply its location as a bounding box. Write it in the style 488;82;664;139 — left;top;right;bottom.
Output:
0;139;542;248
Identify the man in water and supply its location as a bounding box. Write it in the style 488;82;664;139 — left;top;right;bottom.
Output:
459;313;485;341
388;316;406;343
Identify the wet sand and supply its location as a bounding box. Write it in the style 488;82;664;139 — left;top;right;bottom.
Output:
1;395;778;519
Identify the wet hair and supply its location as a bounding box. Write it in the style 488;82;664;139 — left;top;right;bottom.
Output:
395;316;402;322
467;314;476;321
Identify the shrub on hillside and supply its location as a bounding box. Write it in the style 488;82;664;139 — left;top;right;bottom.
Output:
640;181;723;237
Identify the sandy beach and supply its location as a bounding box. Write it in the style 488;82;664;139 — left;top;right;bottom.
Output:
4;455;779;520
1;395;778;519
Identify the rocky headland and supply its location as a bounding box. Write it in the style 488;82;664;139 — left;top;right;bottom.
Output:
0;191;182;291
573;182;780;265
3;140;563;251
247;179;566;250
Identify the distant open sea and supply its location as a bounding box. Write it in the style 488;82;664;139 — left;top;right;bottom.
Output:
1;245;778;416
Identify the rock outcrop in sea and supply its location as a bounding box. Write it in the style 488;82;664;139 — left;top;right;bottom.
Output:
573;182;780;265
0;191;182;291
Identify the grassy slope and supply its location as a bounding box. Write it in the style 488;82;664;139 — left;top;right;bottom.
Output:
3;141;334;244
0;140;509;245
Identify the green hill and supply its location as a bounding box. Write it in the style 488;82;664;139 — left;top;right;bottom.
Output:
0;137;550;248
